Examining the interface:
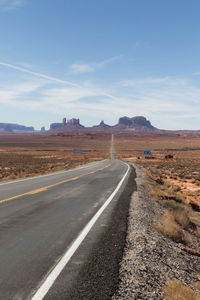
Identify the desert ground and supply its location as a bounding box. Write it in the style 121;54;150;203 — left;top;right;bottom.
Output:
115;131;200;208
0;132;110;181
1;131;200;208
1;131;200;239
1;131;200;207
115;131;200;246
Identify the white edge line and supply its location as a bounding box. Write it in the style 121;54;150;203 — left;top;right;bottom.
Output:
31;162;130;300
0;160;106;186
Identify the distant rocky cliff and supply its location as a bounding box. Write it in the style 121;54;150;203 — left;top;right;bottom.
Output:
0;123;34;132
50;118;84;131
49;116;157;132
113;116;156;131
90;120;111;131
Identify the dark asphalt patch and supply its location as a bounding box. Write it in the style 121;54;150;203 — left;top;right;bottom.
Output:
64;166;136;300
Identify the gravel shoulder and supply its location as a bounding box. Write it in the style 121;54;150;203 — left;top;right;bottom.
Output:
113;165;200;300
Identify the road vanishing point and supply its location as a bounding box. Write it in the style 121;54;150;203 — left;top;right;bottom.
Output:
0;135;134;299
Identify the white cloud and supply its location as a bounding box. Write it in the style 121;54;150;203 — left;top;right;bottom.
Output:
121;77;188;87
10;76;199;128
0;0;25;11
42;86;100;104
0;61;120;101
69;64;94;74
1;60;200;129
69;55;123;74
0;82;43;104
16;62;34;69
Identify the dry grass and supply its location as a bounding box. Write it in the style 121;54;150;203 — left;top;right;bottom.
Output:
195;281;200;290
163;280;198;300
155;211;183;243
173;210;190;229
195;226;200;237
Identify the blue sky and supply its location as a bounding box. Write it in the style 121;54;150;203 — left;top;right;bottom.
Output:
1;0;200;130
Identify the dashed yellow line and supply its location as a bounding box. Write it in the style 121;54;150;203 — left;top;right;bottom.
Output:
0;164;112;205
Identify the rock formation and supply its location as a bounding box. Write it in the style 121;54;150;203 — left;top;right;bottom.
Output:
66;118;80;126
50;123;62;130
50;118;84;131
49;116;156;132
62;118;66;126
118;117;132;127
41;126;46;132
114;116;156;131
90;120;111;131
0;123;34;132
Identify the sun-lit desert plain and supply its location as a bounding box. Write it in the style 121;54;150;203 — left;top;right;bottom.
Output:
116;132;200;207
115;131;200;258
1;130;200;250
0;131;112;181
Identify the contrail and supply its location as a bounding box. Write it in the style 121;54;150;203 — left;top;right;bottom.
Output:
0;62;81;88
0;61;119;101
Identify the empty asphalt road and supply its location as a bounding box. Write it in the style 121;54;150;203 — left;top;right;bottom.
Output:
0;158;132;299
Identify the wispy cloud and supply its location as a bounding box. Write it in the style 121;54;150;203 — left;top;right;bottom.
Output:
0;0;25;11
1;60;200;129
0;81;42;105
121;77;170;87
0;62;81;88
0;61;119;101
69;63;94;74
69;55;123;74
121;77;189;87
16;62;34;69
3;74;200;128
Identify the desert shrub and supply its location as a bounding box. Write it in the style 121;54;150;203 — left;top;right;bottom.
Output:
163;280;198;300
195;281;200;290
155;211;183;243
179;174;185;179
181;231;193;245
185;175;193;180
162;200;185;211
175;195;185;203
173;210;190;229
159;190;184;203
173;185;181;192
165;154;174;159
150;189;160;201
150;187;168;201
190;212;200;227
195;226;200;237
151;168;162;176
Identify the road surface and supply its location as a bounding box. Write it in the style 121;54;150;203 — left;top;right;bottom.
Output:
0;158;131;299
110;134;114;160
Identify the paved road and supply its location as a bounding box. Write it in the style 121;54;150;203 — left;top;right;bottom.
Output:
0;158;129;299
110;134;114;160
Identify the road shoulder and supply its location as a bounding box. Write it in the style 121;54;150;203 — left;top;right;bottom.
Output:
113;165;200;299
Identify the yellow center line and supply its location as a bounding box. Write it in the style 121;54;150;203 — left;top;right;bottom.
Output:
0;164;112;205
